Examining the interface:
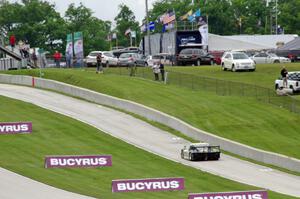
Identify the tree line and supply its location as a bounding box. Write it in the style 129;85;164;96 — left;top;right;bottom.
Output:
0;0;299;55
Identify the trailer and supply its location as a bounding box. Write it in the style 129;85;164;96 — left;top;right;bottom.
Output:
140;30;205;65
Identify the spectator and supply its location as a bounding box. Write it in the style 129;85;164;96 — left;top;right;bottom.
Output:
281;66;288;88
152;61;160;81
9;35;16;51
53;51;62;68
128;55;136;76
96;53;103;74
159;60;165;81
66;52;72;68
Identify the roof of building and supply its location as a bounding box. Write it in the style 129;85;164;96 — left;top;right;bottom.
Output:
278;37;300;50
224;34;298;49
208;34;271;51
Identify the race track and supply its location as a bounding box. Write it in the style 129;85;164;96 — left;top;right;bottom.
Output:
0;84;299;198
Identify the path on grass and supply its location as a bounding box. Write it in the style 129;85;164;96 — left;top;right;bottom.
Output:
0;84;300;198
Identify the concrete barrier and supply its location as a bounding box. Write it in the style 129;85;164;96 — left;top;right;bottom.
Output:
1;74;300;173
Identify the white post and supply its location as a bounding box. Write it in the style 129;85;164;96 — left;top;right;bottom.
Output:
275;0;278;34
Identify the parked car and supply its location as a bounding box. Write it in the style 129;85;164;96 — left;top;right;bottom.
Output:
181;143;221;161
101;51;118;67
135;54;148;66
117;53;139;67
221;51;256;72
209;51;224;65
112;47;140;58
251;52;291;64
177;48;214;66
85;51;102;67
275;71;300;93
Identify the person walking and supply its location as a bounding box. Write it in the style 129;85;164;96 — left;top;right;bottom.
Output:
53;51;62;68
96;53;103;74
281;66;288;88
152;61;160;81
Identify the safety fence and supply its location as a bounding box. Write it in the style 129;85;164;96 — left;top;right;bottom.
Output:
104;66;300;115
0;58;21;70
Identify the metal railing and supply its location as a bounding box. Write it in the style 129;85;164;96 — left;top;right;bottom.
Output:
104;66;300;115
0;58;21;70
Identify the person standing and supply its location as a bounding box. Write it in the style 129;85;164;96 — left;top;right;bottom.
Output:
281;66;288;88
53;51;62;68
96;53;103;74
152;61;160;81
159;60;165;81
9;35;16;52
66;52;72;68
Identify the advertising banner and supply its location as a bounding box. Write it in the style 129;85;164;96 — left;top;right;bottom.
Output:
65;34;73;56
73;32;84;67
0;122;32;134
112;177;184;193
45;155;112;168
198;16;208;46
188;190;268;199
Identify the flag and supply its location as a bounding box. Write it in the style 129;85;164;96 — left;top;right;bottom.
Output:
188;9;201;22
163;11;176;25
140;24;146;32
131;31;136;38
148;21;155;31
125;28;131;36
194;9;201;17
112;33;117;39
180;10;193;21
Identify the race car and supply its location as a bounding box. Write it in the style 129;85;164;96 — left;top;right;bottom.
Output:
181;143;221;161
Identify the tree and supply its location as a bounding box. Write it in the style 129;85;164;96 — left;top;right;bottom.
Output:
278;0;300;35
65;3;111;55
114;4;139;47
0;0;66;52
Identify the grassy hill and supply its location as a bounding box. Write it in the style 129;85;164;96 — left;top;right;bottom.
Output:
2;68;300;161
1;95;297;199
166;63;300;89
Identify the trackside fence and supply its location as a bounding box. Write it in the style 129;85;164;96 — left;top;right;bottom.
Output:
104;66;300;115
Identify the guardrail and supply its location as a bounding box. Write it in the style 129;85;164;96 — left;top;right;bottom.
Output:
0;58;21;70
0;73;299;173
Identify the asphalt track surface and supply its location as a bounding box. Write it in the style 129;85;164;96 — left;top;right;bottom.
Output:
0;84;300;198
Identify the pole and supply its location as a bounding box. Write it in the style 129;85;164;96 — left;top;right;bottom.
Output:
146;0;151;55
130;33;132;46
275;0;278;34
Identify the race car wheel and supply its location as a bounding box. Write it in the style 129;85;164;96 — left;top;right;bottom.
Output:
274;60;280;63
275;84;279;90
181;151;184;159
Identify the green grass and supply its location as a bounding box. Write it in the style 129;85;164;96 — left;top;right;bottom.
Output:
166;63;300;89
1;96;297;199
3;68;300;161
